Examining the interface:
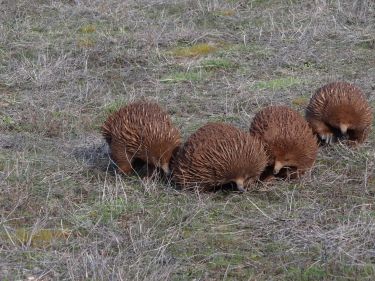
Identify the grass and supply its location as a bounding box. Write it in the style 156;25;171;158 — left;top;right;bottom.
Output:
1;0;375;280
168;43;219;58
200;58;238;70
1;228;71;247
160;70;207;83
252;77;303;91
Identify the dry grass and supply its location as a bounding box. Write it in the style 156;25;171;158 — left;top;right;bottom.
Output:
1;0;375;280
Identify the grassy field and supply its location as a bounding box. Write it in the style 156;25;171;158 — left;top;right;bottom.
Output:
1;0;375;280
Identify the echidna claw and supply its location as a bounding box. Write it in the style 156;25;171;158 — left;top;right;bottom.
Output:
320;133;334;145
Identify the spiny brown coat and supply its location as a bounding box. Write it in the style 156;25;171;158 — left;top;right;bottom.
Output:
101;101;181;175
172;123;268;191
250;106;318;180
306;81;373;145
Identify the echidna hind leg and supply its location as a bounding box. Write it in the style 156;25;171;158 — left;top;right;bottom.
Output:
117;161;133;174
110;140;133;175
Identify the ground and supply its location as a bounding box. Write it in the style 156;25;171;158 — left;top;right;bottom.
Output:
1;0;375;280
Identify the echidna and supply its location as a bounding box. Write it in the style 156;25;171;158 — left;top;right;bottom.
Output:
250;106;318;180
101;101;181;175
172;123;268;191
306;82;373;145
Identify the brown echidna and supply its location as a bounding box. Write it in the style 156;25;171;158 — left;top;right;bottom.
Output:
250;106;318;180
101;101;181;175
306;82;373;145
172;123;268;191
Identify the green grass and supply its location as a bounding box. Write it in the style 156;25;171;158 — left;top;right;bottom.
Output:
200;58;237;70
78;24;97;34
227;43;275;58
285;266;327;281
102;98;127;115
160;70;207;83
356;39;375;50
168;43;218;58
0;115;16;128
0;228;71;247
252;77;302;90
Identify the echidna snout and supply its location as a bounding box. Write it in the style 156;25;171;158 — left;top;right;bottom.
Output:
272;153;301;176
160;162;170;176
339;123;349;135
273;161;284;175
273;159;296;175
234;177;246;192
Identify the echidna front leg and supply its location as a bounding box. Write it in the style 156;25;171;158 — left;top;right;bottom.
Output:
283;167;303;180
109;139;133;174
259;166;276;182
308;118;334;144
347;128;368;146
265;166;301;180
321;133;335;144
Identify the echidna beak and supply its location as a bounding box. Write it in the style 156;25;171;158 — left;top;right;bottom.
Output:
237;185;246;192
339;124;348;135
235;178;246;192
273;161;283;175
161;163;170;175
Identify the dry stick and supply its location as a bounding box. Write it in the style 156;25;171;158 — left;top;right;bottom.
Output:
246;197;277;222
2;225;16;246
